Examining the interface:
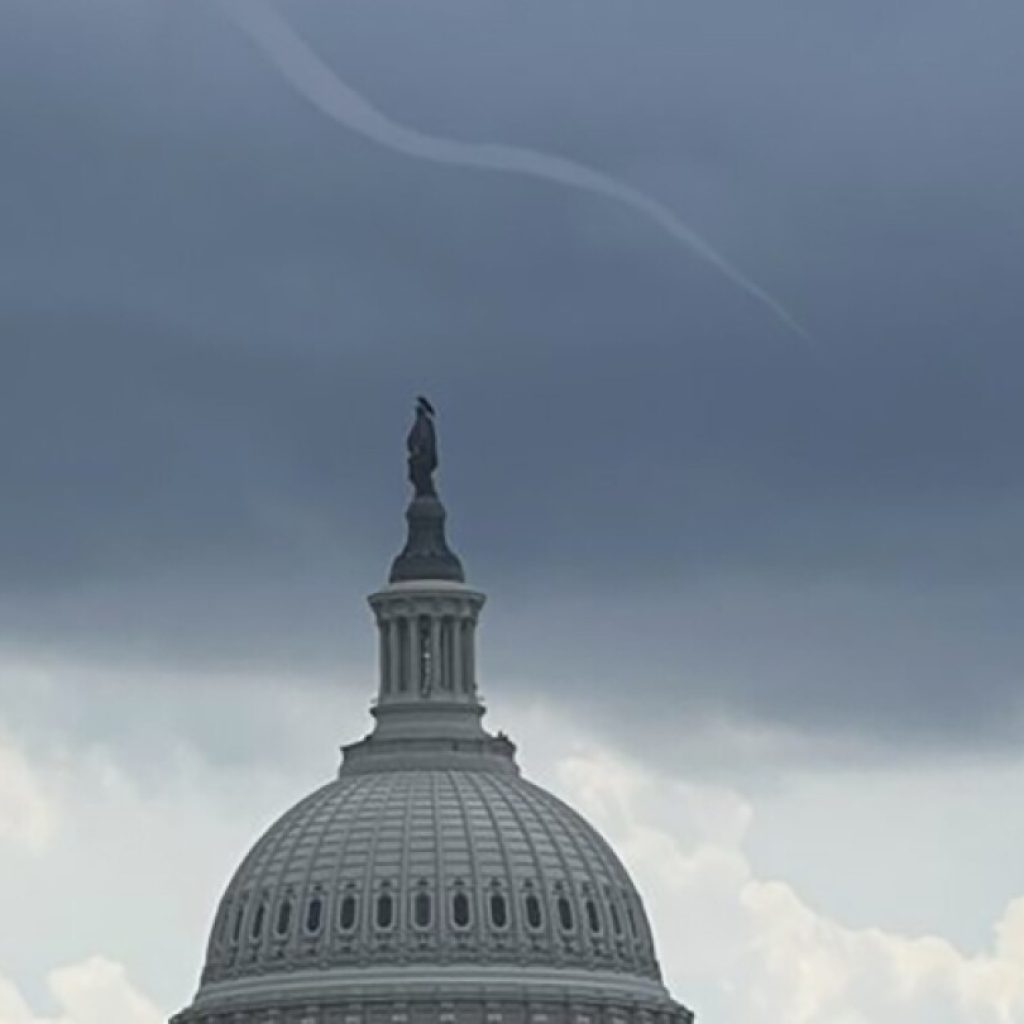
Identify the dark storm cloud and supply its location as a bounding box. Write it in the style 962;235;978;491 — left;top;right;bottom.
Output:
2;0;1024;757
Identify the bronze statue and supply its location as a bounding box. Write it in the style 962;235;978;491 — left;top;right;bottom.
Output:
407;396;438;497
390;395;465;583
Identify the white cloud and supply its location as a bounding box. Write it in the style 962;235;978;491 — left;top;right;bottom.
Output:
0;958;163;1024
556;747;1024;1024
2;671;1023;1024
0;658;352;1015
0;736;58;853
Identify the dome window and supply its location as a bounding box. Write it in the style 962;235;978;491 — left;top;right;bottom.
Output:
376;891;394;930
524;893;543;931
489;892;508;930
305;895;324;934
414;890;432;929
275;898;293;937
231;904;245;944
557;896;574;932
251;903;266;940
626;899;639;939
452;890;471;929
217;904;232;944
609;900;623;937
586;899;601;934
339;893;358;932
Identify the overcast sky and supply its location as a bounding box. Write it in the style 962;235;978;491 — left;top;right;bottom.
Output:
2;2;1024;1022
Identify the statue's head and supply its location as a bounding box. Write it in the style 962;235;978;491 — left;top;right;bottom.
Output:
416;395;436;417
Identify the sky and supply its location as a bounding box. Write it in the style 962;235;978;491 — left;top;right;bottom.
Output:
2;1;1024;1021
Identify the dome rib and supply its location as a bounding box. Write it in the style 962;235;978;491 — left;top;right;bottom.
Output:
538;785;609;964
294;778;346;957
397;769;415;942
486;771;558;957
508;776;587;969
446;769;486;952
265;781;330;962
362;772;402;949
462;770;521;943
428;769;446;952
324;774;377;962
529;778;645;972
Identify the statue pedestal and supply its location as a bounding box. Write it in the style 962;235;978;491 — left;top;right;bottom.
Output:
389;496;465;583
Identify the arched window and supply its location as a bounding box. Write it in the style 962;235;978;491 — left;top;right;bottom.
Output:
414;891;432;929
251;903;265;940
524;893;543;930
218;904;232;943
275;898;292;936
452;890;471;929
586;899;601;934
232;904;245;944
306;895;324;934
626;900;639;939
489;892;508;929
609;900;623;937
376;891;394;929
557;896;574;932
339;893;358;932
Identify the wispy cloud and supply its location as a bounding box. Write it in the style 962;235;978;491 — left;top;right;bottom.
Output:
220;0;809;341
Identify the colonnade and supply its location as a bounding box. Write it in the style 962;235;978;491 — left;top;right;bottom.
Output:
369;586;484;705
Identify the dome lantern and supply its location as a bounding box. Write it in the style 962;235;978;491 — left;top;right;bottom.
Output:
347;399;508;767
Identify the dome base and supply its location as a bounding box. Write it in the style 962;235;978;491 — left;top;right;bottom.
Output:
175;984;694;1024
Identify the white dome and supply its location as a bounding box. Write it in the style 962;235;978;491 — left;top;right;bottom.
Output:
173;432;693;1023
203;767;660;981
183;759;688;1021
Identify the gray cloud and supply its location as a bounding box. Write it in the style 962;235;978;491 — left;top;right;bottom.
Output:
2;0;1024;761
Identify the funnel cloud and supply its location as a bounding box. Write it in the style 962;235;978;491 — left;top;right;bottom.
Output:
221;0;809;341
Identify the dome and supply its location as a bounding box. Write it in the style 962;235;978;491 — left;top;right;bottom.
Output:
172;403;693;1024
196;768;667;1007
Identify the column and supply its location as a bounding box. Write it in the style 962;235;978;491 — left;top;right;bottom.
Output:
442;618;454;692
407;614;421;696
462;620;476;694
393;614;405;696
379;620;390;696
431;616;443;691
451;615;464;696
388;618;401;697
